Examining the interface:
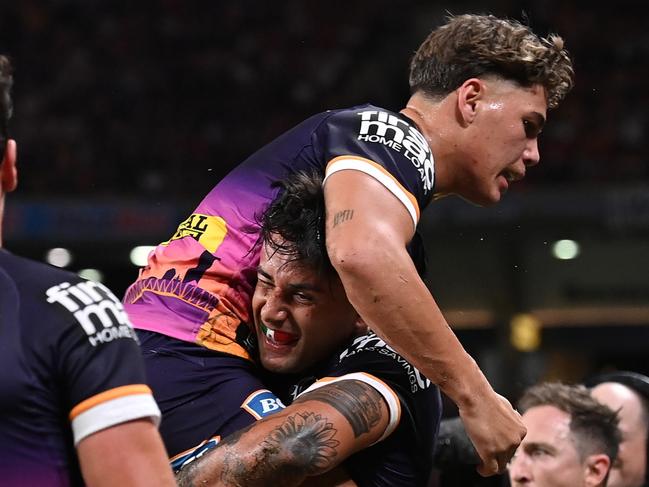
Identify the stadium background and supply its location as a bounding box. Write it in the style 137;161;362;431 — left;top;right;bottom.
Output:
2;0;648;401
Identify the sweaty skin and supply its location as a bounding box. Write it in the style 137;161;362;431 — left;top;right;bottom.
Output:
321;79;545;475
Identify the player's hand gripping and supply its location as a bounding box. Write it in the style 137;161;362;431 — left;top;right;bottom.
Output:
458;390;526;476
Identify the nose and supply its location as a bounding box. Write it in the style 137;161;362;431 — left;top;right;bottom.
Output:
523;138;540;167
259;291;288;325
508;452;532;485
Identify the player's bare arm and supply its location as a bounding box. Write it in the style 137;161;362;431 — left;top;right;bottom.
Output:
77;418;175;487
323;169;526;475
176;380;387;487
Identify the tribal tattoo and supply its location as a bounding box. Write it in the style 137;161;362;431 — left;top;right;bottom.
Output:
295;380;384;438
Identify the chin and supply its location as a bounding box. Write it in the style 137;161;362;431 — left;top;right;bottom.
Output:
457;180;504;207
261;356;298;375
264;363;289;374
461;191;501;207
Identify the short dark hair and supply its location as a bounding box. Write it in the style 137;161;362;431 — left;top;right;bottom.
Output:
519;382;621;463
0;55;13;157
409;14;574;109
258;170;331;275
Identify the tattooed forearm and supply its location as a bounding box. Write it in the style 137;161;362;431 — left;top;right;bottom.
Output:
333;209;354;227
176;427;246;487
295;380;384;437
177;412;340;486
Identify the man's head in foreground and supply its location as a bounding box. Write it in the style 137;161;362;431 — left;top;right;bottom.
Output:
509;382;621;487
253;171;366;374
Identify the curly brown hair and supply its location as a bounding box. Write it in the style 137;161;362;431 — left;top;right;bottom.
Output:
409;14;574;109
257;170;331;277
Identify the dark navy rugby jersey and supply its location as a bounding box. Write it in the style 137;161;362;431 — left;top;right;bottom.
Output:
124;104;435;358
292;330;442;487
0;250;160;487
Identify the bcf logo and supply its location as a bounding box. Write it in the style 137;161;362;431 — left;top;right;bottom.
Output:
242;389;286;420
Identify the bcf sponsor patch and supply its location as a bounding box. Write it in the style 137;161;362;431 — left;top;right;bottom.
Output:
356;110;434;194
241;389;286;420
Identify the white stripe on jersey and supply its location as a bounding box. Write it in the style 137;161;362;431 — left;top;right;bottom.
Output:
71;394;161;445
324;158;419;230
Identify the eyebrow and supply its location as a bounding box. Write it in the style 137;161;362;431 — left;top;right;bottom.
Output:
287;282;322;293
530;111;546;131
257;266;273;282
522;441;557;454
256;266;323;292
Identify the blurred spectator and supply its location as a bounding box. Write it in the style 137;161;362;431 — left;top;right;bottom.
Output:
0;0;647;198
509;382;621;487
588;371;649;487
432;372;649;486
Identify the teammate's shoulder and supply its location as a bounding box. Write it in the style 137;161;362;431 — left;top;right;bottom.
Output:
0;249;122;316
1;250;137;348
339;330;393;356
0;262;19;314
324;103;404;122
0;249;84;291
331;331;397;368
319;332;434;406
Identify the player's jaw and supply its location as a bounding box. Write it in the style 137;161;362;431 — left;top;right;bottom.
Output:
496;163;526;195
460;162;526;206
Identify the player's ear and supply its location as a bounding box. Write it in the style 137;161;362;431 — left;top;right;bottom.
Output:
456;78;484;126
1;139;17;193
583;453;610;487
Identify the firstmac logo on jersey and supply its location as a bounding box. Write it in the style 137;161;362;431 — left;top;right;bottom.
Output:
357;110;434;193
46;281;138;346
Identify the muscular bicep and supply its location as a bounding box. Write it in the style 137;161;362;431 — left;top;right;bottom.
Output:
176;380;391;487
293;379;390;449
323;170;416;248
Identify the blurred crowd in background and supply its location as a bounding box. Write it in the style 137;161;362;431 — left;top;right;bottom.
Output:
2;3;648;485
1;0;648;200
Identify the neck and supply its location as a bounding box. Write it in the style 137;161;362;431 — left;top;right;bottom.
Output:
400;92;459;199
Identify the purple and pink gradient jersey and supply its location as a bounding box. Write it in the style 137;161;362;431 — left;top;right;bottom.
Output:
123;104;435;359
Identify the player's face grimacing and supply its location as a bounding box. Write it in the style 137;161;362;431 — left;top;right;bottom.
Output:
252;243;365;374
456;79;548;206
